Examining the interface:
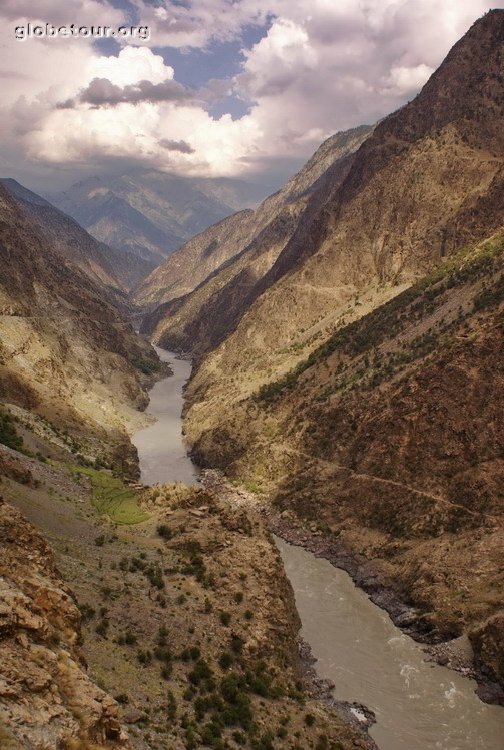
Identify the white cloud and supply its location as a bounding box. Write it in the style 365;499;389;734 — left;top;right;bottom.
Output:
383;64;434;96
86;47;174;87
0;0;120;24
129;0;278;49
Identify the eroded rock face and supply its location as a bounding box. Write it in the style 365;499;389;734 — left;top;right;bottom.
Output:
0;497;128;749
470;615;504;691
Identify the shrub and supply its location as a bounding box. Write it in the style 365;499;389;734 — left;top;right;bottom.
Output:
124;630;137;645
161;664;172;680
137;650;152;665
230;635;244;654
78;603;95;622
0;410;23;451
95;620;108;638
219;653;234;670
188;659;212;685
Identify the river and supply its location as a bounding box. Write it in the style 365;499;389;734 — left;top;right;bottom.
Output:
133;347;504;750
132;347;199;485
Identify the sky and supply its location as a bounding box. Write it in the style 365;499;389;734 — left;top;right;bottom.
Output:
0;0;499;193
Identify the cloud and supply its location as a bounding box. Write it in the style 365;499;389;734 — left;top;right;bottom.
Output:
128;0;277;48
0;0;120;23
159;138;195;153
86;46;175;87
0;0;498;185
61;76;193;108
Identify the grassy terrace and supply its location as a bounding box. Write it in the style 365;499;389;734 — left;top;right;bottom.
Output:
70;465;149;525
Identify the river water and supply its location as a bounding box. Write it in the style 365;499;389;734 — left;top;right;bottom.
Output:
132;347;199;485
275;537;504;750
134;347;504;750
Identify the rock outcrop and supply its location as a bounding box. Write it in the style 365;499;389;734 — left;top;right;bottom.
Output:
0;496;128;749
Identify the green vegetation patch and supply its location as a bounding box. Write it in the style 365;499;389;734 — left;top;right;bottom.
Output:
0;409;23;451
71;466;149;524
131;356;162;375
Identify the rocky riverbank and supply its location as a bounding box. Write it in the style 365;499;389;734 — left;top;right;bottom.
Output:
263;506;504;706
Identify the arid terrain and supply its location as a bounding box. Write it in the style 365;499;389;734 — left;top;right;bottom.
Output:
0;431;374;749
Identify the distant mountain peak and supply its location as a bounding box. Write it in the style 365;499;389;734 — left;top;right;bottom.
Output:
50;170;270;268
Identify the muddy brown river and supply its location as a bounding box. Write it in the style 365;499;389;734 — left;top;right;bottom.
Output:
276;537;504;750
132;347;199;485
135;348;504;750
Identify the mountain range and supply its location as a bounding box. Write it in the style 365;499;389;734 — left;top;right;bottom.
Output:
0;178;153;291
50;169;270;269
0;181;159;468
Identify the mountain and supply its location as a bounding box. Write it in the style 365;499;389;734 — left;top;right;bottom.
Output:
51;169;268;267
0;178;152;291
0;189;368;750
0;183;160;468
175;8;504;426
136;125;373;330
186;176;272;211
191;230;504;700
140;11;504;697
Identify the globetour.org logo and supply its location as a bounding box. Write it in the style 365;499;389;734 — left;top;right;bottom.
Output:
14;23;150;41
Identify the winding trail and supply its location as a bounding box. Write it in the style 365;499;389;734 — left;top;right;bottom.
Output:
282;447;501;523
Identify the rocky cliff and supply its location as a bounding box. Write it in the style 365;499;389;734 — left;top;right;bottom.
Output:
0;429;374;750
0;494;127;749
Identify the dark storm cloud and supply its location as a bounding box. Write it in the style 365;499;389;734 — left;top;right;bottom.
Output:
58;77;194;109
159;138;195;153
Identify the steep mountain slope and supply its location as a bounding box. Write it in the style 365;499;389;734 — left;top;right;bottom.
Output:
0;184;159;466
134;208;256;308
0;178;151;291
0;438;375;750
137;125;373;343
191;229;504;700
187;175;270;211
52;169;262;267
179;9;504;448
